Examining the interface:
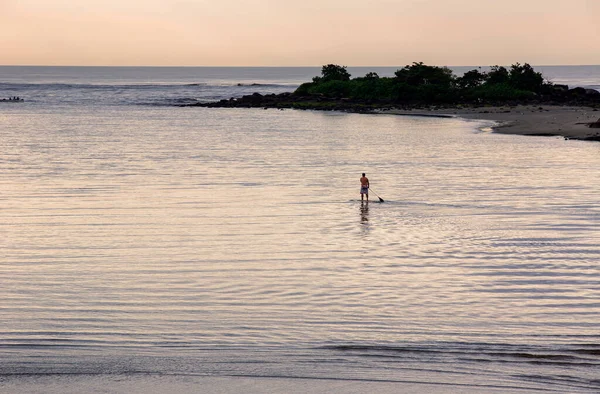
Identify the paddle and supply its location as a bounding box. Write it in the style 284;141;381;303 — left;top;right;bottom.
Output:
369;188;385;203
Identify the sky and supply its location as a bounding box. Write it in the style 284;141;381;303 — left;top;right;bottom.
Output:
1;0;599;66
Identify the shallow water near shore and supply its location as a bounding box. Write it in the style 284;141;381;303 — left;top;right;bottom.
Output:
1;67;600;393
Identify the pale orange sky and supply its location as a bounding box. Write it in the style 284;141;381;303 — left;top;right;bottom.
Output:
1;0;599;66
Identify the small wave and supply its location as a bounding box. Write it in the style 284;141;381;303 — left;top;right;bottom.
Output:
234;83;295;88
138;97;202;106
321;342;600;366
0;82;253;90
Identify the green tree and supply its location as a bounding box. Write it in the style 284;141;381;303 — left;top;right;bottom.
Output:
318;64;351;82
457;69;487;89
508;63;545;92
394;62;455;87
486;66;509;85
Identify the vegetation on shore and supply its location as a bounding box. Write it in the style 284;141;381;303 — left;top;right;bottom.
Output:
188;63;600;111
296;63;589;104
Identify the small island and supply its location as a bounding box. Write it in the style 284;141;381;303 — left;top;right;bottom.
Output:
184;63;600;141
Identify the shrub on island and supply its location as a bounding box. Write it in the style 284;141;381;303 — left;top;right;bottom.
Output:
296;62;555;105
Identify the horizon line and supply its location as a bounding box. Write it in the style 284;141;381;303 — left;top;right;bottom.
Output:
1;63;600;68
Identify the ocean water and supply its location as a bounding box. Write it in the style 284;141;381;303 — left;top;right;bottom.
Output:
1;66;600;393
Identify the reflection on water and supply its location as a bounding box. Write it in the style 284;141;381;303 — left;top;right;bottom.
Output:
360;201;369;223
1;107;600;391
359;201;370;237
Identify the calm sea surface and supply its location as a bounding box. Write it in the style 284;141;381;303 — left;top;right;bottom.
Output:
1;66;600;393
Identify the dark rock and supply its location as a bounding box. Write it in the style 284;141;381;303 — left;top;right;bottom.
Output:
569;87;587;96
583;134;600;141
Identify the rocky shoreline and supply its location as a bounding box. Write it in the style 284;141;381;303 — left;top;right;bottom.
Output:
182;89;600;141
182;92;389;113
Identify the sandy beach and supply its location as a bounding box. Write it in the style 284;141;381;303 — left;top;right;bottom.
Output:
382;105;600;140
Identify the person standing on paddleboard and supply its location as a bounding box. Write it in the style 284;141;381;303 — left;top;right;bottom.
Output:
360;173;369;202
